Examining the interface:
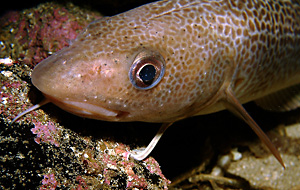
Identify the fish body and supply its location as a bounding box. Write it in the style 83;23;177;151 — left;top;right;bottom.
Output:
14;0;300;165
31;0;300;123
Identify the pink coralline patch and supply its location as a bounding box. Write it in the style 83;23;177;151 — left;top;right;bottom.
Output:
38;8;82;53
2;81;22;89
31;121;60;147
102;169;111;185
115;144;131;157
0;92;14;114
126;167;148;189
74;176;88;190
0;3;101;68
0;79;26;119
15;7;84;66
40;173;58;190
145;157;171;187
146;157;164;174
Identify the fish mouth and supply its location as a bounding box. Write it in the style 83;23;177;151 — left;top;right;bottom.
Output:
44;95;129;121
63;100;118;117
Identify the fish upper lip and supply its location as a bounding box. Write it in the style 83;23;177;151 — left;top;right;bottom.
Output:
62;100;130;120
63;100;119;117
44;94;130;120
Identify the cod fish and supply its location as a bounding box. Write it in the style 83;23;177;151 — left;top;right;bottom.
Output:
13;0;300;168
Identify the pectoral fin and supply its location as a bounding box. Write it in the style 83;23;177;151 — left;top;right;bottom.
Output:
130;122;173;161
223;87;285;168
255;84;300;112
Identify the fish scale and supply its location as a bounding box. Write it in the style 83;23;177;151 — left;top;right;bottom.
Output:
12;0;300;167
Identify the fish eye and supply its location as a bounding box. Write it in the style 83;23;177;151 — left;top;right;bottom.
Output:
129;49;165;90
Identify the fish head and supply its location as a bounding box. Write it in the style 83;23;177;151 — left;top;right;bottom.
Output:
32;11;227;123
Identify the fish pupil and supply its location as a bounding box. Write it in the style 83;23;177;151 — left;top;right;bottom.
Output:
139;64;156;85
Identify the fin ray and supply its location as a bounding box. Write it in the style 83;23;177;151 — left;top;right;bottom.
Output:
223;88;285;168
255;84;300;112
130;122;172;160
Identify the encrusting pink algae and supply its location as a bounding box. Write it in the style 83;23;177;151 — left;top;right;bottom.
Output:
0;3;101;67
30;121;60;147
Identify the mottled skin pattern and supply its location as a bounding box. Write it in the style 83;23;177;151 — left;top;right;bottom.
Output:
32;0;300;124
